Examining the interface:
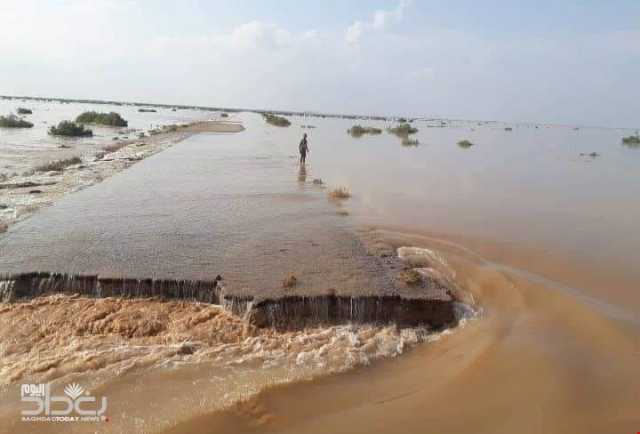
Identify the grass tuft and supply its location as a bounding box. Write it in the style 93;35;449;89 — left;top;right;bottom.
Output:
282;273;298;289
348;125;382;137
457;139;474;149
328;186;351;200
398;269;422;286
17;107;32;115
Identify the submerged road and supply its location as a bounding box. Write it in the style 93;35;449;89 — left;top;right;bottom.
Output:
0;126;393;297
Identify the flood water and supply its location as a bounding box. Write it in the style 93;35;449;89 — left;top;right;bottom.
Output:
0;97;212;176
0;107;639;433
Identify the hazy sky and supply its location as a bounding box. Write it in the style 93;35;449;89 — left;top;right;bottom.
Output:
1;0;639;126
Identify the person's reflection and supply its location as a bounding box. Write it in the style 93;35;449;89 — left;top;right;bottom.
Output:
297;164;307;184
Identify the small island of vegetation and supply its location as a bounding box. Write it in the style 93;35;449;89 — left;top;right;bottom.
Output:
388;123;418;137
622;134;640;147
138;108;157;113
263;113;291;127
76;111;128;127
17;107;32;115
401;137;419;147
457;139;474;149
0;115;34;128
348;125;383;137
48;121;93;137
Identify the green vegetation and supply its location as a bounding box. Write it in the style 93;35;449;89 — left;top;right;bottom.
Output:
622;134;640;148
0;115;33;128
48;121;93;137
388;123;418;137
401;137;419;147
76;111;128;127
348;125;383;137
17;107;32;115
457;139;474;149
35;156;82;172
138;108;157;113
220;113;229;118
262;113;291;127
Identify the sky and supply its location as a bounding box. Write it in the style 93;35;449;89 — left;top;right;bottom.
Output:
0;0;639;127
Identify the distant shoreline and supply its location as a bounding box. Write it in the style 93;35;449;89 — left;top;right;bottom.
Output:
2;94;637;130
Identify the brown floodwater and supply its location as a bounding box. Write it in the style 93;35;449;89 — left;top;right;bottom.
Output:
162;114;640;434
0;111;639;433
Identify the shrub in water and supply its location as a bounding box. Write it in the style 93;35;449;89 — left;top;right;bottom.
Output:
401;137;419;147
348;125;383;137
457;139;474;149
262;113;291;127
48;121;93;137
76;111;128;127
622;135;640;148
388;123;418;137
0;115;33;128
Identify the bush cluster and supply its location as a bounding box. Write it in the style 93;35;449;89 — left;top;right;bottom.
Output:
76;111;128;127
48;121;93;137
0;115;33;128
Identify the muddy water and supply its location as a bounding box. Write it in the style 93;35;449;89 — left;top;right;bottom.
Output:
0;116;391;296
0;295;437;433
163;231;639;434
1;110;639;433
162;114;639;433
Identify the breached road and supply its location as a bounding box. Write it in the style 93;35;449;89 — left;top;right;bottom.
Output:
0;123;459;329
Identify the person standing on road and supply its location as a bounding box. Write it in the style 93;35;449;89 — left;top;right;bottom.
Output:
299;133;309;164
